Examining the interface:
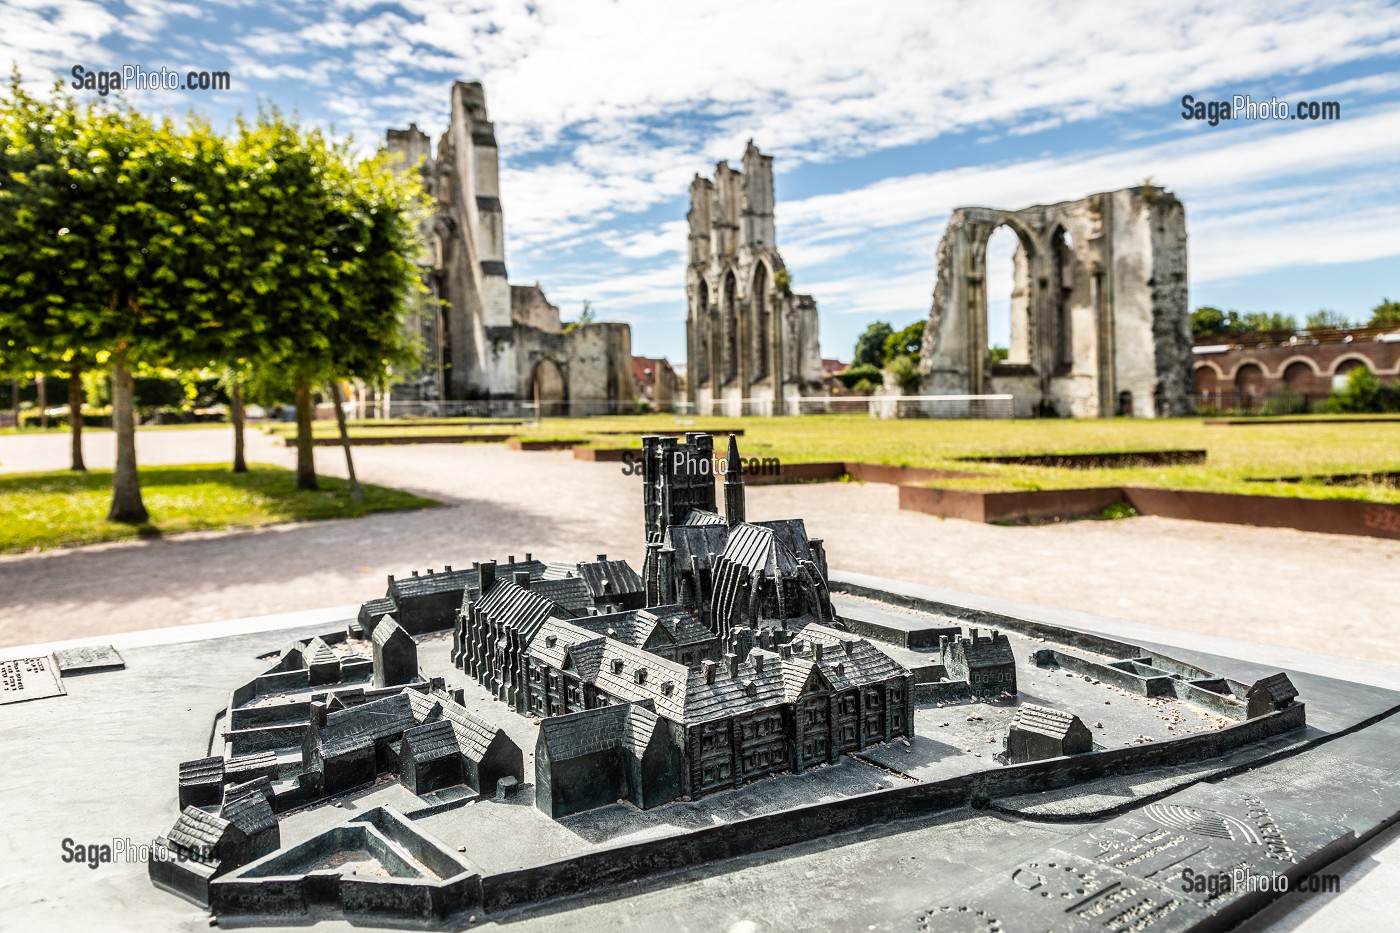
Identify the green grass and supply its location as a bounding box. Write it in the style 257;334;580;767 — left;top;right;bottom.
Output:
261;422;520;439
0;421;229;435
244;411;1400;505
0;463;438;552
508;413;1400;505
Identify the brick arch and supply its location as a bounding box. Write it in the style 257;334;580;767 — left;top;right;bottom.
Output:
1223;357;1267;382
1280;359;1318;391
1234;362;1267;398
1194;359;1225;378
1193;363;1221;393
1332;355;1372;376
1275;355;1321;379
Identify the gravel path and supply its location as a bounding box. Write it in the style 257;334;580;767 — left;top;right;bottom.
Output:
1;426;1396;663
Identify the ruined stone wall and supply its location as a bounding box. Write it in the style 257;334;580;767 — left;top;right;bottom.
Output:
918;186;1191;418
384;82;634;408
564;323;636;415
685;142;823;416
511;285;562;334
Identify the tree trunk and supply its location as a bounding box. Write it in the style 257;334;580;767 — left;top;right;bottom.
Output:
328;379;361;504
294;374;318;490
68;367;86;471
10;379;19;430
107;349;149;524
37;373;48;429
230;378;247;473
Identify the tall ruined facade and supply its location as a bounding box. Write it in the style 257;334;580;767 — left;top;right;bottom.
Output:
686;142;822;416
385;82;634;413
919;186;1191;418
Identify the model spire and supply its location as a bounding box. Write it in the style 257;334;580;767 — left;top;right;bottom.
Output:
724;433;746;526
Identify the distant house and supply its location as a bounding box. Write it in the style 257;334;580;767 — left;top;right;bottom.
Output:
632;356;679;408
1003;704;1092;764
821;358;850;395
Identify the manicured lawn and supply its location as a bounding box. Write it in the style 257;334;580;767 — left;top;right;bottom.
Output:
250;411;1397;505
0;421;228;435
0;463;438;552
516;413;1400;505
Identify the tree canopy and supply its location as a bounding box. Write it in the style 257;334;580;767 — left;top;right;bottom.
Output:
0;75;428;517
853;320;893;367
1370;298;1400;327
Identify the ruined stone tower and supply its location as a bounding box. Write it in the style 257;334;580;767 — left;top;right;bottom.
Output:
919;186;1191;418
685;142;823;416
384;83;635;413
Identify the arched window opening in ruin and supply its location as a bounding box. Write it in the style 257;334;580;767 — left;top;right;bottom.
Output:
695;280;710;387
722;271;739;384
752;263;770;382
1051;226;1075;373
986;225;1030;367
530;359;567;417
1116;390;1133;416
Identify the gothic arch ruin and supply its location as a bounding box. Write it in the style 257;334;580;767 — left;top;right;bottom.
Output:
919;186;1192;417
686;142;822;416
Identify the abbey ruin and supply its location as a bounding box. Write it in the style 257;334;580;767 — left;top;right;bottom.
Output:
685;142;823;416
919;186;1193;418
385;82;634;413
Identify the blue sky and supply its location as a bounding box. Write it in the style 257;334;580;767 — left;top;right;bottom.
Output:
6;0;1400;363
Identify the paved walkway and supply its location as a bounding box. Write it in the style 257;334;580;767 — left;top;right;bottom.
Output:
1;426;1397;663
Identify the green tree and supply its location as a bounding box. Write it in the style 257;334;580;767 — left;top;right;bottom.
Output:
1;80;247;521
881;320;923;365
1192;306;1297;337
853;321;893;367
1326;367;1381;413
1306;309;1351;330
885;354;920;391
1370;298;1400;327
1239;311;1297;333
0;76;102;470
837;363;882;390
231;110;426;493
1191;306;1233;336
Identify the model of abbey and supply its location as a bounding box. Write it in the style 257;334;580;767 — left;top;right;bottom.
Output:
919;185;1192;418
686;143;824;416
148;431;1310;922
383;82;634;412
456;433;915;817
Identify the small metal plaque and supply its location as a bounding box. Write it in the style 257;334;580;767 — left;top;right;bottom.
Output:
0;655;66;704
53;644;125;674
